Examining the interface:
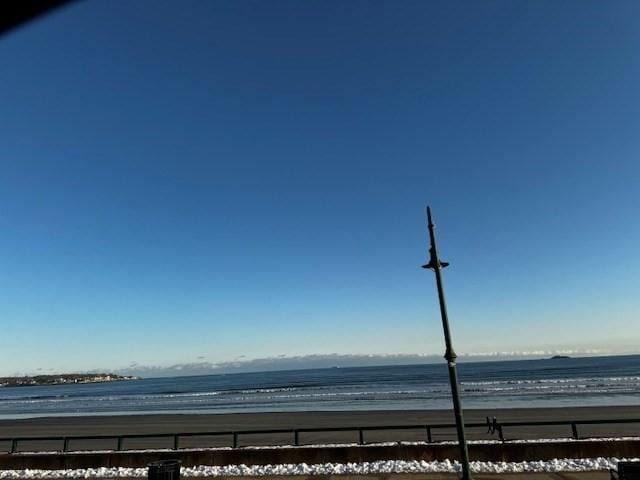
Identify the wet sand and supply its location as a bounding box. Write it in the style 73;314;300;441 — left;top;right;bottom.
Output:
1;406;638;452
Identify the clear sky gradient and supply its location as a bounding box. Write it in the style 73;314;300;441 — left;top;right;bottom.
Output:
1;1;639;376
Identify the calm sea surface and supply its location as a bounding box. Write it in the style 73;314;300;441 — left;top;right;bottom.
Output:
1;355;638;419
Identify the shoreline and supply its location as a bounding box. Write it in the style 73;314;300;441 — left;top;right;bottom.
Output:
1;404;640;422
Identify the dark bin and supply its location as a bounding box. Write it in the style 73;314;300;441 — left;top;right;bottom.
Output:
611;461;640;479
148;460;181;480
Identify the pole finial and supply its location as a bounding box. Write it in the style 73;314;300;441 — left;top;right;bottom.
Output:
422;206;449;269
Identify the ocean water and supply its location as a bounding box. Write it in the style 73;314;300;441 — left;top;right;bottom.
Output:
0;355;638;419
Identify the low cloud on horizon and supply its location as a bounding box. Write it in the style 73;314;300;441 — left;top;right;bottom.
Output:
111;349;620;378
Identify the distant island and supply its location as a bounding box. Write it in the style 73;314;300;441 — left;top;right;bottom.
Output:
550;355;571;360
0;373;137;387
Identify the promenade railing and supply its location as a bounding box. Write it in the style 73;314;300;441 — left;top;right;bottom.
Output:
1;417;638;454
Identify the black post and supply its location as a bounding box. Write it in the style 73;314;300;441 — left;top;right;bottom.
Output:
422;206;473;480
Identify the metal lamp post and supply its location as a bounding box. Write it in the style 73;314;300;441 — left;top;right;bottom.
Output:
422;206;473;480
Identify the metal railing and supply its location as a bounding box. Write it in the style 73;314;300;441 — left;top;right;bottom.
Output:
1;417;638;454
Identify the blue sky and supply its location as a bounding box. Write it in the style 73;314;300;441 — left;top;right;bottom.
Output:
0;1;638;376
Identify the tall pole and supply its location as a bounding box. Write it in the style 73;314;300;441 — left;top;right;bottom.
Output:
422;206;473;480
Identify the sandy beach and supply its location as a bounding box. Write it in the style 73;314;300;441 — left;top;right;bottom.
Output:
1;406;638;452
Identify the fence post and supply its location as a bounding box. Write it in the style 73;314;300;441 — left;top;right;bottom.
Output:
10;439;17;454
174;435;180;450
117;437;123;451
232;432;238;448
63;437;69;452
426;426;432;443
571;423;579;439
294;430;299;446
358;429;364;445
498;426;505;442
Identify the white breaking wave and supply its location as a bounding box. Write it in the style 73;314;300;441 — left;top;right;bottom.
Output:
237;387;299;394
462;376;640;386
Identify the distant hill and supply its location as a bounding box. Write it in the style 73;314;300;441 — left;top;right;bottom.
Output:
0;373;137;387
